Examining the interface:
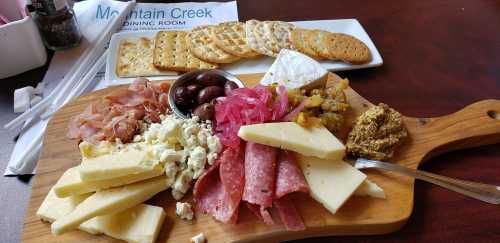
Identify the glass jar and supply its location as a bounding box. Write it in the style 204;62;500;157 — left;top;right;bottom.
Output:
31;0;82;50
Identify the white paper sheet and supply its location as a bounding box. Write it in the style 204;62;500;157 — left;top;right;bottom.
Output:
4;0;238;175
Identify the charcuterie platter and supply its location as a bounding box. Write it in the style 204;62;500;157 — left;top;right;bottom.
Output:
21;70;500;243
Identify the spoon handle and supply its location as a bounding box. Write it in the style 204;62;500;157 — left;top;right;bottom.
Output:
355;158;500;204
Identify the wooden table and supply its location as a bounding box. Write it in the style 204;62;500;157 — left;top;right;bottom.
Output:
1;0;499;242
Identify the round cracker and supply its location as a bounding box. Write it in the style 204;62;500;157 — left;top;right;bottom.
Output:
290;28;324;59
272;21;295;50
307;29;336;59
325;33;372;64
187;25;240;64
212;21;260;58
252;21;279;57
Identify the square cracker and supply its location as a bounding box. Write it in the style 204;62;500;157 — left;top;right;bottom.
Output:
153;31;218;72
116;37;174;78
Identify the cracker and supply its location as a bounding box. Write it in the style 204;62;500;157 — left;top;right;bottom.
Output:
272;21;295;50
252;21;279;56
252;21;294;57
325;33;372;64
290;28;324;59
153;31;218;72
187;25;240;64
212;21;260;58
308;29;336;60
116;37;175;78
246;19;273;56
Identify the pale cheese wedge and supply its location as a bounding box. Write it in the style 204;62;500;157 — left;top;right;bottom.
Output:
54;165;164;198
79;148;159;182
260;49;328;90
297;155;366;214
354;179;386;199
51;176;168;235
37;189;165;243
238;122;345;160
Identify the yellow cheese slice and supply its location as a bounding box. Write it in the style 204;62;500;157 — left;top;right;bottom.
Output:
354;179;386;199
238;122;345;160
79;148;159;181
37;189;165;243
54;165;164;198
51;176;168;235
297;155;366;214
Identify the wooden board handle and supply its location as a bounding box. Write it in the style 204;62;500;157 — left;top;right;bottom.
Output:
407;99;500;163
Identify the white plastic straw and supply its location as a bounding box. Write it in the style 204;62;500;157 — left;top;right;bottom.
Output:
41;50;108;119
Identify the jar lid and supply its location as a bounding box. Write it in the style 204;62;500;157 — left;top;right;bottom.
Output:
31;0;68;15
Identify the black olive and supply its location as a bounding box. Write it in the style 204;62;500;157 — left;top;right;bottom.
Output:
192;103;215;120
197;86;224;104
195;72;227;86
185;84;202;99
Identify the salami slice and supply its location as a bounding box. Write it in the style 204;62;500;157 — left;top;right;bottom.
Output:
275;197;306;231
275;151;309;198
274;150;309;231
246;203;275;225
219;146;245;220
242;142;278;208
194;147;245;223
193;159;223;215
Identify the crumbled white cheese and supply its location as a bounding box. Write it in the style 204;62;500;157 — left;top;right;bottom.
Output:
188;146;207;179
206;135;222;165
143;114;221;199
160;149;182;163
176;202;194;220
164;161;179;186
172;169;194;200
191;233;206;243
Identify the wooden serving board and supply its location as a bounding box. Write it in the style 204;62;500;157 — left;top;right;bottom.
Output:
22;73;500;243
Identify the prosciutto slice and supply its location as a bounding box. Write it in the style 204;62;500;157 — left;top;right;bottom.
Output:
66;78;169;143
194;147;245;223
242;142;278;223
274;151;309;231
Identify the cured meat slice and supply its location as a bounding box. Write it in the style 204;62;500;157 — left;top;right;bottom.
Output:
242;142;278;208
246;203;275;225
194;147;244;223
66;78;170;143
274;197;305;231
219;147;245;222
274;150;309;231
275;151;309;198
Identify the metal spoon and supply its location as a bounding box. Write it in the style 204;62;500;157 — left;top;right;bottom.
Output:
354;158;500;204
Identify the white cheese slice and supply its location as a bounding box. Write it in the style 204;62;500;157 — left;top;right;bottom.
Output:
297;155;367;214
79;148;159;181
53;165;164;198
191;233;206;243
260;49;328;90
354;179;386;199
37;189;165;243
51;176;168;235
238;122;345;160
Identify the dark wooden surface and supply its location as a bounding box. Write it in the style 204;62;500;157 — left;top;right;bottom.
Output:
1;0;499;242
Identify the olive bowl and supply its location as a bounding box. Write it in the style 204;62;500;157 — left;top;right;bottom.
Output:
168;69;245;119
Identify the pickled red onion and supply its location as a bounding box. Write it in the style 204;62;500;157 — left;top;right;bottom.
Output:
214;85;288;148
